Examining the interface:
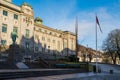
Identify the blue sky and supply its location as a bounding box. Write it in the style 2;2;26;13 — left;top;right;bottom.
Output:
12;0;120;50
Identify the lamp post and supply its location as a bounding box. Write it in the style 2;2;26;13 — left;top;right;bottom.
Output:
86;44;89;72
48;46;50;54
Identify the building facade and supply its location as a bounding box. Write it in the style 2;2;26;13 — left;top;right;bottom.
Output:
0;0;76;60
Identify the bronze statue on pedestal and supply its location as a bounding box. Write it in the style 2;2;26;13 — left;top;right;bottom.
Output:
11;31;18;44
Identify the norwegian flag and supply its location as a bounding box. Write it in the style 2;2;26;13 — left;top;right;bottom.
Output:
96;16;102;33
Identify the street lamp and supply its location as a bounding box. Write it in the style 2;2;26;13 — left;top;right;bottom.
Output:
48;46;50;54
86;44;89;72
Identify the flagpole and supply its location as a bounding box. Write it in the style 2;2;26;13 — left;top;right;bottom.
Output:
75;17;78;62
95;15;98;73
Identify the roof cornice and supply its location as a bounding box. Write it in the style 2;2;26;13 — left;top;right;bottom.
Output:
0;0;21;12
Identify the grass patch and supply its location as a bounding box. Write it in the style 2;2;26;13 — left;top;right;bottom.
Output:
55;62;93;70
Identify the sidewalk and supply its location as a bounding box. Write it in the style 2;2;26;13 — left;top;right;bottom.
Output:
7;63;120;80
65;72;120;80
10;71;120;80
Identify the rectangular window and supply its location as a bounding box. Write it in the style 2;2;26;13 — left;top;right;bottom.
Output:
57;41;60;50
35;34;39;40
25;42;29;49
1;40;6;45
13;27;18;33
25;29;30;38
35;47;39;51
47;38;50;42
71;44;73;50
2;24;7;33
49;32;52;35
39;29;42;32
52;40;55;43
3;10;8;16
42;37;45;41
64;41;67;48
45;30;47;33
14;14;18;20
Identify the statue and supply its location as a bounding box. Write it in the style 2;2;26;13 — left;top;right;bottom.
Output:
11;31;18;44
8;31;19;62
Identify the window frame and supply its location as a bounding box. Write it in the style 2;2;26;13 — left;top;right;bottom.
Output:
13;26;18;33
25;29;30;38
14;14;18;20
42;36;45;41
2;24;7;33
1;40;7;45
3;10;8;16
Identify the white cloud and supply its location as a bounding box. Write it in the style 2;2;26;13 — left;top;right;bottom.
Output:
33;0;120;49
79;9;120;49
61;6;120;49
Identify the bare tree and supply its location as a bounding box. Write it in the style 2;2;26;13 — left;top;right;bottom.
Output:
88;53;92;62
102;29;120;64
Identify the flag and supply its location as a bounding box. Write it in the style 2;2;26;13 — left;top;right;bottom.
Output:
96;16;102;33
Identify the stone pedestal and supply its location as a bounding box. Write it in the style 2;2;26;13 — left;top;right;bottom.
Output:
8;44;19;62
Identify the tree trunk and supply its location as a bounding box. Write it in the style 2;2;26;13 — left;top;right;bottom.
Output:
110;53;117;64
113;59;116;64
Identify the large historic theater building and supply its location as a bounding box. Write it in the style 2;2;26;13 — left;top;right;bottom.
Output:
0;0;76;60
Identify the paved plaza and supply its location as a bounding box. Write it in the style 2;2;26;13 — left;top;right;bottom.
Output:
9;63;120;80
9;72;120;80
